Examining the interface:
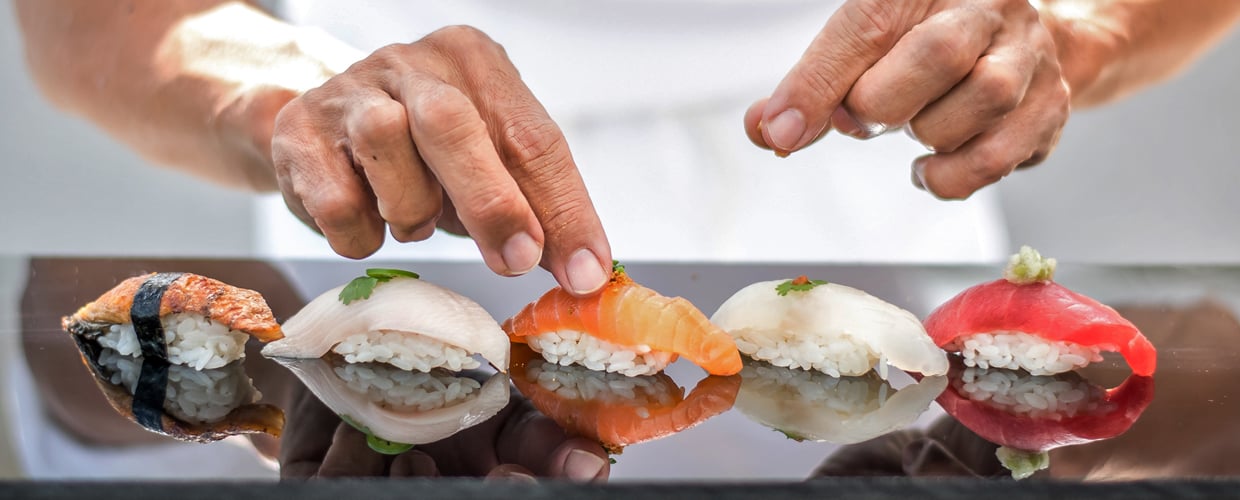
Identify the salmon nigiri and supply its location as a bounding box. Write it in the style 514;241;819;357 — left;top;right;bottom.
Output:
503;262;742;377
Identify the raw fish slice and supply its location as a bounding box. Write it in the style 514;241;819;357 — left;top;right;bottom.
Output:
73;337;283;443
63;272;283;342
925;246;1157;376
505;267;741;376
262;277;509;372
712;278;948;377
509;345;740;454
277;357;510;447
735;359;947;444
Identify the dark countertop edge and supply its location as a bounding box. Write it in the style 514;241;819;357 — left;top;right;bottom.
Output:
3;478;1240;499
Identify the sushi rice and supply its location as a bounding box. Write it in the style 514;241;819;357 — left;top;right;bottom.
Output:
525;330;676;377
333;362;482;412
952;331;1104;376
525;359;676;407
331;331;481;372
98;313;249;370
97;348;258;424
955;367;1107;419
732;330;878;378
740;361;887;413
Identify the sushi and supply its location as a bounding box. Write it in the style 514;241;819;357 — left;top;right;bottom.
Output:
262;268;510;372
937;364;1154;479
62;272;283;370
924;246;1157;376
711;276;948;377
735;359;947;444
277;356;510;453
509;344;740;454
71;335;284;443
504;262;741;377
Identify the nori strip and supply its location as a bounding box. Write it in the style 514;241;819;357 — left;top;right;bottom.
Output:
129;272;183;361
127;272;183;432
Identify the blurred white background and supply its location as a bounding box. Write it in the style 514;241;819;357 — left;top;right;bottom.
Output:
1;4;1237;263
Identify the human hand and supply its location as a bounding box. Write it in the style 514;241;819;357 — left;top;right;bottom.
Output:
279;378;610;481
744;0;1070;200
271;26;611;296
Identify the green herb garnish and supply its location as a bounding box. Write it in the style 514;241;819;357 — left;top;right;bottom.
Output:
340;414;414;455
609;457;618;465
996;446;1049;480
775;275;828;296
612;260;626;275
776;428;808;442
338;268;421;305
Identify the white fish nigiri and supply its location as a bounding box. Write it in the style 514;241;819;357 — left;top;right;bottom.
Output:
736;360;947;444
262;275;509;372
711;278;947;377
278;358;510;447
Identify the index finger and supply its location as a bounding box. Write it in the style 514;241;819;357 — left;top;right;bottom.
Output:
755;1;928;152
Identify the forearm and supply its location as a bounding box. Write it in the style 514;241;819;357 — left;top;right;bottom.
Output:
1037;0;1240;108
15;0;359;191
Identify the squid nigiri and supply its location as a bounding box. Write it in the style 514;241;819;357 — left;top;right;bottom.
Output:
503;263;741;377
262;269;509;372
62;272;283;370
711;276;948;377
924;246;1157;376
509;344;740;454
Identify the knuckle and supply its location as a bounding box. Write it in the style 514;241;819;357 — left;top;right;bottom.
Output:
539;195;591;243
967;146;1016;185
843;1;902;47
461;188;525;225
913;26;973;73
310;189;366;232
382;191;442;227
501;116;568;172
424;25;501;55
410;86;481;143
351;100;408;142
973;62;1026;114
795;62;851;105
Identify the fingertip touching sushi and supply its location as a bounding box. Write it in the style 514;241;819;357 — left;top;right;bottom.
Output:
504;261;743;377
925;246;1157;376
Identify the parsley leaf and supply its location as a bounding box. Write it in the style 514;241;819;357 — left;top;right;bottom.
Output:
338;268;420;304
612;260;626;275
775;276;828;296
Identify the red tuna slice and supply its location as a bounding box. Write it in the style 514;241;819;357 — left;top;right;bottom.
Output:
924;279;1157;376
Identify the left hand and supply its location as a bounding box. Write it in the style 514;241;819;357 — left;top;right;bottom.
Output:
744;0;1070;200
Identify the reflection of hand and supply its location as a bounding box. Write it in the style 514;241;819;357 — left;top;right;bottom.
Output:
272;25;611;296
279;380;610;481
745;0;1068;200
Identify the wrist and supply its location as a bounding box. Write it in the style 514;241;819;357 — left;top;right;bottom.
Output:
1034;1;1131;107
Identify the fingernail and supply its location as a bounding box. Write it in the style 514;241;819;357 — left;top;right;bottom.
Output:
501;232;542;275
564;449;607;481
566;249;607;295
764;109;806;151
832;107;863;137
912;159;928;190
858;121;888;139
904;127;935;152
503;472;538;484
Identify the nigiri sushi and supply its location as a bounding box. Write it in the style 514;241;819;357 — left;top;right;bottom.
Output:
504;263;741;377
735;359;947;444
924;246;1157;376
711;276;948;377
278;356;510;453
262;268;509;372
509;344;739;454
62;272;283;370
937;364;1154;479
71;335;284;443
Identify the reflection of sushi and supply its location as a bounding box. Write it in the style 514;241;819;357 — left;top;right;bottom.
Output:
278;356;510;453
72;336;283;443
937;364;1154;478
62;272;283;370
712;276;947;377
504;263;741;377
262;270;509;372
925;246;1156;376
735;359;947;444
509;345;739;454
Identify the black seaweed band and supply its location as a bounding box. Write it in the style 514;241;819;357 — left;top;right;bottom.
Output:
128;272;184;431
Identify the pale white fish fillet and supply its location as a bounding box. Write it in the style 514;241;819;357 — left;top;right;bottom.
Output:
276;358;510;445
261;278;509;372
711;280;948;377
735;363;948;444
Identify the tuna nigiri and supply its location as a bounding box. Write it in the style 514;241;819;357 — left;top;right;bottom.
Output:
503;263;741;377
509;344;740;454
263;268;509;372
712;276;948;377
924;246;1157;376
63;272;283;370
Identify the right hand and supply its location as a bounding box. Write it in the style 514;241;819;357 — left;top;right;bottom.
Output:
271;26;612;296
